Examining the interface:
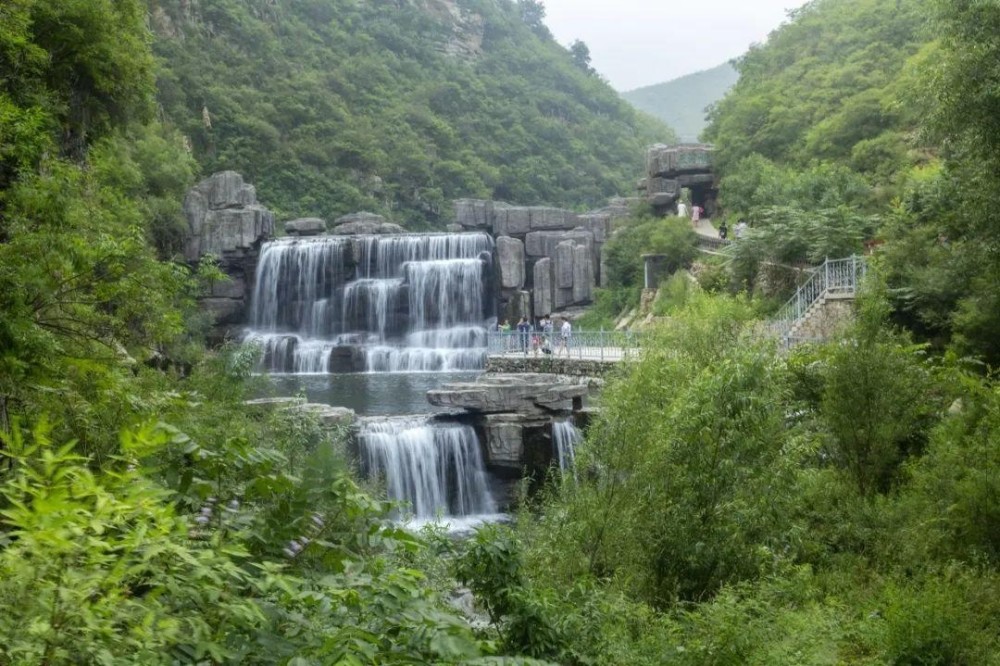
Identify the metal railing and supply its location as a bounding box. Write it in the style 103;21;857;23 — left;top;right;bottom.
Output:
770;255;867;345
487;330;642;362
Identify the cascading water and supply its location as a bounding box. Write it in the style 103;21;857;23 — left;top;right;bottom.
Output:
358;417;497;518
245;233;494;374
552;419;582;476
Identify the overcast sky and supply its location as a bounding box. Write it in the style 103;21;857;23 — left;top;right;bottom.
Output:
540;0;809;91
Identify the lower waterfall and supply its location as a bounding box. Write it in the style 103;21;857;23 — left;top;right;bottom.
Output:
552;419;582;475
358;417;497;518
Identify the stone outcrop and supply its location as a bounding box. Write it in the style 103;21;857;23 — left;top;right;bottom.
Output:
454;198;630;322
183;171;276;341
427;374;592;475
183;171;274;263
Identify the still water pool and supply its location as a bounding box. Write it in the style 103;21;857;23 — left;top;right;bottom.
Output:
261;371;480;416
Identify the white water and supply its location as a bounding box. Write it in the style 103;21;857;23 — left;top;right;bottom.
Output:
358;417;497;518
245;233;493;374
552;419;582;476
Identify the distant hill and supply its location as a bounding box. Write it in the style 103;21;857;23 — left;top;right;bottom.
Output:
621;63;739;142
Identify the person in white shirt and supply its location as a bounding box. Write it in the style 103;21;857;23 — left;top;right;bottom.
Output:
558;319;572;357
677;201;689;219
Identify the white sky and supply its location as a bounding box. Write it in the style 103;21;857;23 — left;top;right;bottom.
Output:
540;0;810;91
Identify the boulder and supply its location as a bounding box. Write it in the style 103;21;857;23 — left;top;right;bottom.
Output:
533;258;553;317
284;217;326;236
330;212;408;236
327;345;367;373
454;199;494;230
496;236;526;289
335;211;385;225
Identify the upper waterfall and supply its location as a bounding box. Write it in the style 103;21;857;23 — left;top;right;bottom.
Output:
246;233;495;374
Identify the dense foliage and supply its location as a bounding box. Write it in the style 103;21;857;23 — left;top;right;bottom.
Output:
149;0;672;227
455;291;1000;664
704;0;1000;365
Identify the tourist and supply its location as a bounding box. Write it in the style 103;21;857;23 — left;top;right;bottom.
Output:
558;318;572;357
677;201;689;219
516;317;530;354
692;204;701;225
735;219;749;239
718;220;728;240
499;319;511;352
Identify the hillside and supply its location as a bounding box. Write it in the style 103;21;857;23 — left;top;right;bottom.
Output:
149;0;672;228
703;0;932;179
621;62;738;142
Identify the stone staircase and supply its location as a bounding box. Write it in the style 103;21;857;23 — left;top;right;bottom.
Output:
770;256;867;348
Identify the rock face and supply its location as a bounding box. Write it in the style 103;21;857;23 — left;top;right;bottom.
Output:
183;171;274;263
454;198;629;321
183;172;276;342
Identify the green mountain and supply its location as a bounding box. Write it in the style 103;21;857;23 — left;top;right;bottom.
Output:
621;63;738;142
149;0;672;227
704;0;932;179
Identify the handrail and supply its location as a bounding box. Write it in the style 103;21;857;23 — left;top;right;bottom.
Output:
770;255;867;345
487;330;642;362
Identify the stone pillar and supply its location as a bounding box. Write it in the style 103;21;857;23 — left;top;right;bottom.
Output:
573;244;594;304
497;236;526;289
533;258;553;317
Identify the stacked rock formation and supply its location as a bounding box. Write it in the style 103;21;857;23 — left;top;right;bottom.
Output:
183;171;275;340
426;373;590;476
453;199;631;322
639;143;717;216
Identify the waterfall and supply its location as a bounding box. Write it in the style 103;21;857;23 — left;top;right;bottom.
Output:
245;233;493;373
358;417;497;518
552;419;582;475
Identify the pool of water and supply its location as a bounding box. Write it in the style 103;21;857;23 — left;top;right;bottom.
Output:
261;371;481;416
